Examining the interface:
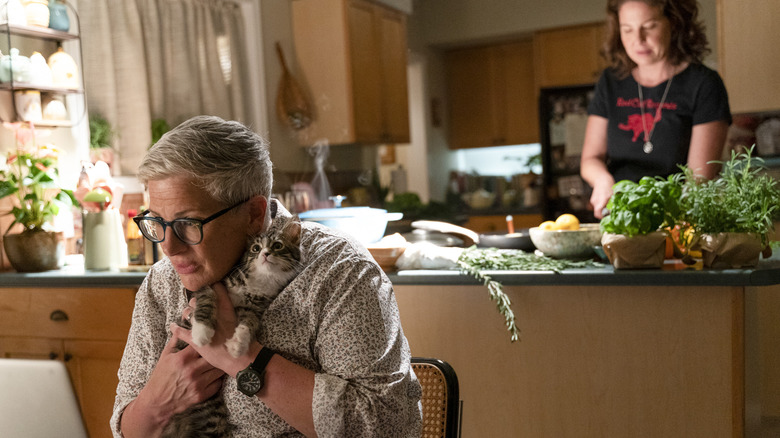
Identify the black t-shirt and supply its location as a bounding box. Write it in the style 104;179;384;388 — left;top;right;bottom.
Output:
588;63;732;182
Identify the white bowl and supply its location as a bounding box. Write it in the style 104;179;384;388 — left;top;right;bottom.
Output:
298;207;403;245
529;223;603;259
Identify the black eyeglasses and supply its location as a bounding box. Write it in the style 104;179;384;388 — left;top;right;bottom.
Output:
133;200;247;245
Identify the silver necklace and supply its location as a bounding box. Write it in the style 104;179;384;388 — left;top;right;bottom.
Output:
637;75;673;154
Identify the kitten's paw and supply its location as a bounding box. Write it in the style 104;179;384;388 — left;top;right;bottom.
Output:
191;320;215;347
226;325;251;358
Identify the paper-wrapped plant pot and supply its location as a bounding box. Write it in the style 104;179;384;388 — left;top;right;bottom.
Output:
699;232;763;269
601;231;666;269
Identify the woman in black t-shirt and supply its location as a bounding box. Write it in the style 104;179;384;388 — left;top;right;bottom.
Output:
580;0;731;219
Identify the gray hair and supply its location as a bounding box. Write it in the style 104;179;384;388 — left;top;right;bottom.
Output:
137;115;273;206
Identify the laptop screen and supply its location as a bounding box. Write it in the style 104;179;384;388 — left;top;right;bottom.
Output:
0;358;88;438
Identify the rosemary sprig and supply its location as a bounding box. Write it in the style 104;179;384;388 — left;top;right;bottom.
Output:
457;247;603;342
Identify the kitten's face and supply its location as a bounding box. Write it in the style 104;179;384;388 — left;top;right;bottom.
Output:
244;217;302;277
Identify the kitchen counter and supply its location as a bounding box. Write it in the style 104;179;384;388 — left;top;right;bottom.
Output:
3;255;779;288
3;255;780;437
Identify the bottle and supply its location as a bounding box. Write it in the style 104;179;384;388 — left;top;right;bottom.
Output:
126;209;144;265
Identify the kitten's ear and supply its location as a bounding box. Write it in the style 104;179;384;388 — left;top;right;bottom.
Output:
284;218;302;244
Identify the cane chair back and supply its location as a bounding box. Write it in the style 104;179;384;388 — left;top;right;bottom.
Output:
411;357;461;438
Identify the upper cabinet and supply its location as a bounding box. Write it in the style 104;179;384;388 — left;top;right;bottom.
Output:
445;40;537;149
534;22;607;89
292;0;410;146
717;0;780;113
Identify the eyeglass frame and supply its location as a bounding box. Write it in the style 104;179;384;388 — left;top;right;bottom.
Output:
132;199;248;245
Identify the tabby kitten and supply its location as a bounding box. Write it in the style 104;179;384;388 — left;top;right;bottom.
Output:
160;215;303;438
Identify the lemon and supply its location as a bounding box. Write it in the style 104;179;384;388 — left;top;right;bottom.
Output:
554;213;580;231
539;220;557;231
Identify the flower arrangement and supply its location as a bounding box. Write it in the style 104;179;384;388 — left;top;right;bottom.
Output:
0;122;77;234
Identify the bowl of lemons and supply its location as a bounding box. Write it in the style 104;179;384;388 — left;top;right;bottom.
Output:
529;214;602;259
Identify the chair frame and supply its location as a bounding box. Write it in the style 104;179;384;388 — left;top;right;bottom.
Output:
411;357;461;438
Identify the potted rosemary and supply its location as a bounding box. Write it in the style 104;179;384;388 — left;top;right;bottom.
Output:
680;147;780;268
1;122;77;271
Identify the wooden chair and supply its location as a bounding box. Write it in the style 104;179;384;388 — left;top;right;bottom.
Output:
411;357;461;438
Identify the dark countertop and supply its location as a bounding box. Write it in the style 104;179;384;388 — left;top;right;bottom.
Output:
2;255;780;288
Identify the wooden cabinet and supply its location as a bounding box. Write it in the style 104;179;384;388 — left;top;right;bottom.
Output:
292;0;410;146
717;0;780;113
534;22;607;88
0;287;136;438
445;40;538;149
463;213;543;233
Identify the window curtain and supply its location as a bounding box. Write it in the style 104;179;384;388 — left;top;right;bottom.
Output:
79;0;255;175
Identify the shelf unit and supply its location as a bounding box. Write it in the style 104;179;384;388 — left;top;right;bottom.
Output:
0;3;86;128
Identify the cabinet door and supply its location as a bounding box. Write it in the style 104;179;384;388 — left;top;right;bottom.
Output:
497;40;538;146
0;336;64;360
534;23;606;88
349;0;384;142
446;46;499;149
446;40;536;149
65;339;126;438
376;5;410;143
718;0;780;113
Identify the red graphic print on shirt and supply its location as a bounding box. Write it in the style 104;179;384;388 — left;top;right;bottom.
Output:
618;112;659;142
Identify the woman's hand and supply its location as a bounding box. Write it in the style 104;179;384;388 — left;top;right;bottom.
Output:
120;330;225;437
589;180;614;219
171;282;254;377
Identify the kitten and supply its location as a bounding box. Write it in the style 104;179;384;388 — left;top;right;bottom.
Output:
160;215;303;438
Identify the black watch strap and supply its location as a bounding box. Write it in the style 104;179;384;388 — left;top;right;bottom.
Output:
250;346;275;374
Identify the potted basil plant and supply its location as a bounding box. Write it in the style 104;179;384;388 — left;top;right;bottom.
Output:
680;147;780;268
599;174;683;269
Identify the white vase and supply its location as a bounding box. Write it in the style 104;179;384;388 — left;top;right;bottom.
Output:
82;209;128;271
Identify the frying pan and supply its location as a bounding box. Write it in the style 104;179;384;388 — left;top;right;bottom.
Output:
410;220;535;251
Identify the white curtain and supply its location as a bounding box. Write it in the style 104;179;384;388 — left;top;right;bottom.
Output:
79;0;255;175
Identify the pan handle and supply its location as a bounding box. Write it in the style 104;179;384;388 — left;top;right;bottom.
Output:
411;220;479;247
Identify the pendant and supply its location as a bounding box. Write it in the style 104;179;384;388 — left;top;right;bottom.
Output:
643;141;653;154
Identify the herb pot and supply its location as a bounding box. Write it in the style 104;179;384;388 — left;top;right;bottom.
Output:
601;231;666;269
699;232;764;269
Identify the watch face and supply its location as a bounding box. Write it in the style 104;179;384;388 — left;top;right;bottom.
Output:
237;369;264;396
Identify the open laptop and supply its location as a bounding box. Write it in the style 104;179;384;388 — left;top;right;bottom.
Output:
0;358;88;438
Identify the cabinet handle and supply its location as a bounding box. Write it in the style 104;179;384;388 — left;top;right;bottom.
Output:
64;353;73;362
49;352;59;360
50;309;69;322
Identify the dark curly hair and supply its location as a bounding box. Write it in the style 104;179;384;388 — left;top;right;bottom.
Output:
603;0;710;79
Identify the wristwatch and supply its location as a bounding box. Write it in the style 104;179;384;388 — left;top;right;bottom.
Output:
236;346;275;396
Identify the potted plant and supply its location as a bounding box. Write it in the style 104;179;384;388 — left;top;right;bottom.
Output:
0;122;77;271
89;113;115;169
599;174;683;269
680;147;780;268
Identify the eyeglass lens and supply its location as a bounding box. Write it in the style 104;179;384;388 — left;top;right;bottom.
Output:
138;219;203;245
